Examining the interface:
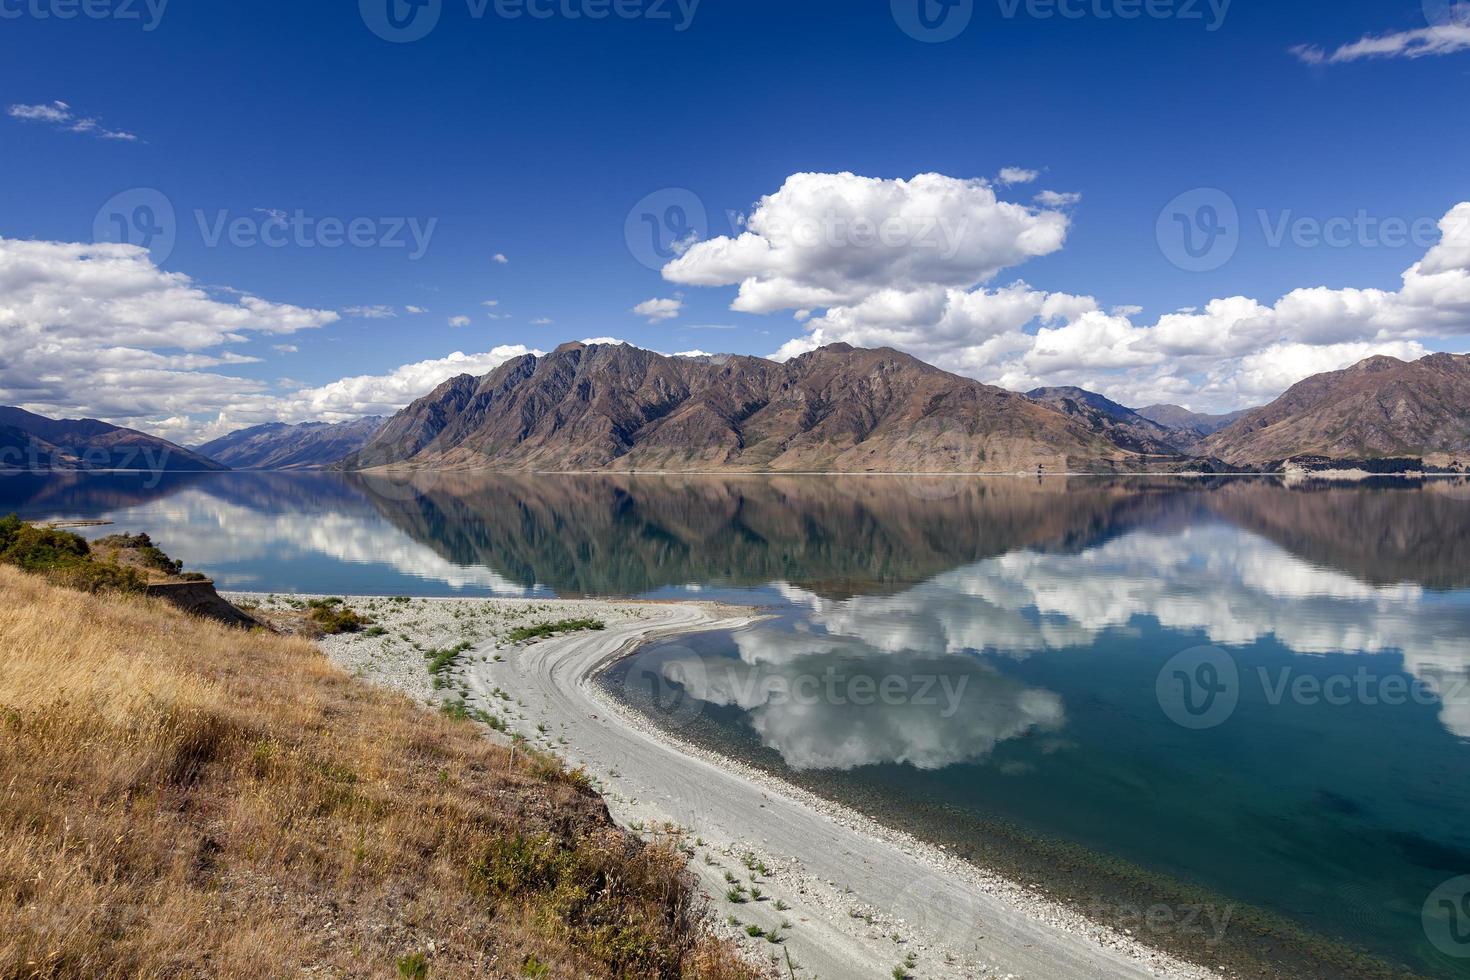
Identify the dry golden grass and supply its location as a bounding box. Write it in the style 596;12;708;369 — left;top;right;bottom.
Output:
0;565;759;979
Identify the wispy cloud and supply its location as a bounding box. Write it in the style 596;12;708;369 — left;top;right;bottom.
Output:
343;305;398;319
7;101;140;141
996;167;1039;186
1035;190;1082;207
448;315;472;328
1292;14;1470;64
492;253;509;264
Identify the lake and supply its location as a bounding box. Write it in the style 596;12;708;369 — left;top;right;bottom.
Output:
5;470;1469;977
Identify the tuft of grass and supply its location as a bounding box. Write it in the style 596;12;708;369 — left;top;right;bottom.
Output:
507;618;605;643
0;564;757;979
397;952;430;978
425;641;473;676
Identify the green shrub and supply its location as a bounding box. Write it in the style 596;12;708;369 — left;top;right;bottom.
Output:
507;618;605;643
0;516;144;594
307;598;370;634
94;532;183;575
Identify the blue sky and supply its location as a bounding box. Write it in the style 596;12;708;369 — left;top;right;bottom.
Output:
2;0;1469;440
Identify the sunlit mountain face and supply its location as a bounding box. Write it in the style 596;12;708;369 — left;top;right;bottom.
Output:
7;471;1470;977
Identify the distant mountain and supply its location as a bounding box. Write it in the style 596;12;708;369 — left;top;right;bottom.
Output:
196;418;385;470
1135;403;1250;454
1025;386;1186;456
0;407;226;473
1202;352;1470;466
343;342;1199;474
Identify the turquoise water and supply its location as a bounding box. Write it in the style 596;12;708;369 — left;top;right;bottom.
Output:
5;471;1469;976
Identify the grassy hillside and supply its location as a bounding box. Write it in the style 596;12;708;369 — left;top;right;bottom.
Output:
0;564;754;979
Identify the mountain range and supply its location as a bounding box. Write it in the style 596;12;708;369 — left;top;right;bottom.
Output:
195;418;385;470
8;345;1467;475
341;342;1203;474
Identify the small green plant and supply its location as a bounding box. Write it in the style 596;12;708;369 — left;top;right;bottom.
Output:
520;955;549;978
725;888;747;904
774;898;789;911
396;951;429;979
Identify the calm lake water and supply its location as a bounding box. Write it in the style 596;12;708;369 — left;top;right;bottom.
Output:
6;471;1469;977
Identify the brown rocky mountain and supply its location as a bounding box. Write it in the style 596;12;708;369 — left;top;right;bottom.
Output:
1202;352;1470;466
342;342;1197;473
1025;386;1187;455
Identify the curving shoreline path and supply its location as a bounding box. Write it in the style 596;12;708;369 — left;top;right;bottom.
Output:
246;593;1223;980
463;601;1222;980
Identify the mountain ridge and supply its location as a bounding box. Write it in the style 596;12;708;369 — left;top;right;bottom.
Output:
342;342;1203;474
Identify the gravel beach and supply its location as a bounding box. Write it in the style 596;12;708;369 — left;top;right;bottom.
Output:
228;592;1227;980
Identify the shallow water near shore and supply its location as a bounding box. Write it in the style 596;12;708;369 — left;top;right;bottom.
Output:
6;470;1470;977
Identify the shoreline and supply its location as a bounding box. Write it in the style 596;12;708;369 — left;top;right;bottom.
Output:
233;590;1226;980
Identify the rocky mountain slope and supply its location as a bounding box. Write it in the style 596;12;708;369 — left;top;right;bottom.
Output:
1202;352;1470;466
196;418;385;470
343;342;1196;474
1025;386;1186;455
0;406;227;473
